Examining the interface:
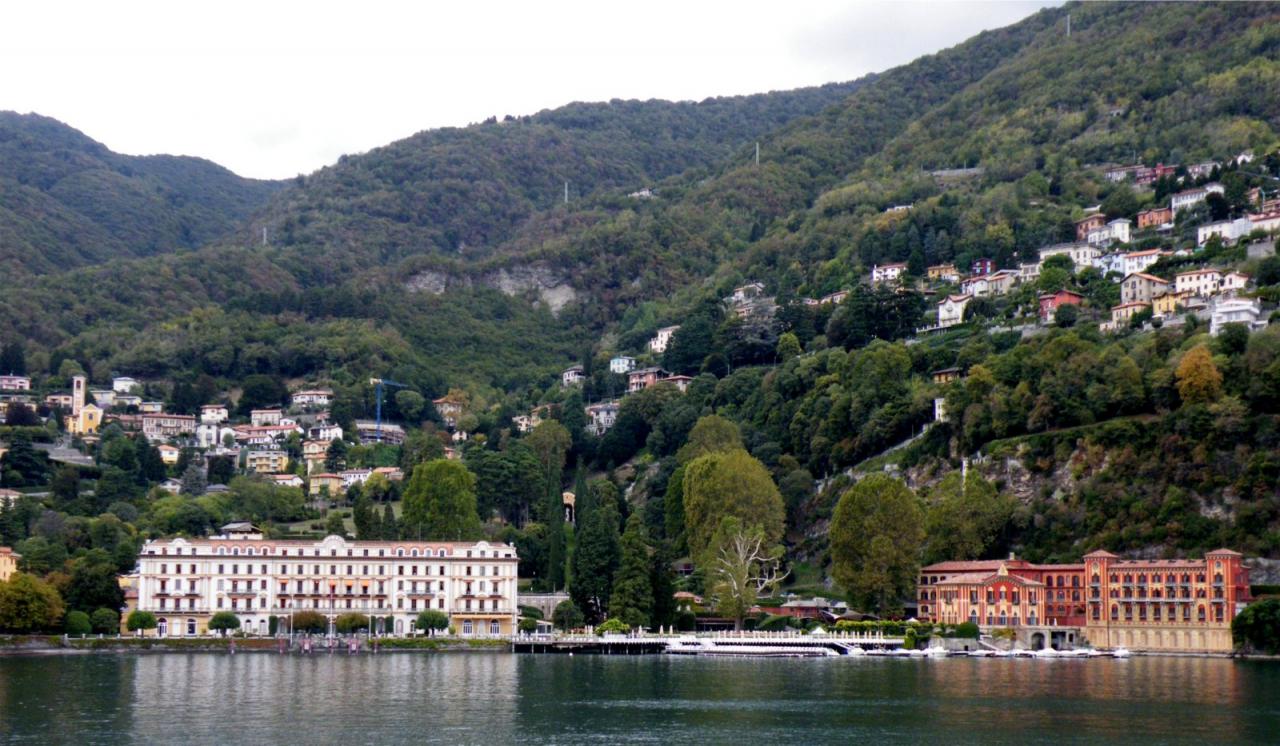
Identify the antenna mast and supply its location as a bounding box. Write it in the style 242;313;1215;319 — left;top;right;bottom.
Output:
755;142;760;166
564;181;569;205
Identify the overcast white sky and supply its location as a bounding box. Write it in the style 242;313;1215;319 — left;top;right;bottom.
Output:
2;1;1057;180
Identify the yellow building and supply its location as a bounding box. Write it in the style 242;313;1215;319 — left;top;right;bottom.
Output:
246;450;289;474
1152;291;1192;318
158;445;181;465
0;547;19;583
0;546;19;582
65;403;103;436
309;473;344;497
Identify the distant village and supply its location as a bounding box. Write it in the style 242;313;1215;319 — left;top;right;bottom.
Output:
537;152;1279;442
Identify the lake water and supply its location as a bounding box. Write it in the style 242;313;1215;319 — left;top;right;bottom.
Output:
0;652;1277;744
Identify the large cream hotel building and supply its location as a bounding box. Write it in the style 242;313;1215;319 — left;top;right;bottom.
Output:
130;524;519;637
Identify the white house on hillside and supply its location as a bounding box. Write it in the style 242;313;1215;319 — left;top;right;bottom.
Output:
937;294;972;328
1197;218;1254;247
1122;249;1165;276
870;263;907;285
1086;218;1132;247
648;326;680;354
1174;268;1221;297
1171;182;1224;213
1210;297;1266;336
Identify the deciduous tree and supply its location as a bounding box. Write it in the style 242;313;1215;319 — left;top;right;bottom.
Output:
682;449;784;565
1176;345;1223;405
706;517;787;631
830;474;924;614
400;460;482;540
0;573;65;633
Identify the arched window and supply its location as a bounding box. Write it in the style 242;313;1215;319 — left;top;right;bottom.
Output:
233;548;240;556
411;549;419;557
437;549;447;557
1110;605;1119;621
397;549;404;557
1197;605;1206;622
217;547;226;555
158;618;168;637
187;618;196;635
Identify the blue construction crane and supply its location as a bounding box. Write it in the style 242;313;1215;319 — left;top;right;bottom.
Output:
369;377;408;442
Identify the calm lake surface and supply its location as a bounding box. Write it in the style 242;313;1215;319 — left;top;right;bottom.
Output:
0;652;1277;744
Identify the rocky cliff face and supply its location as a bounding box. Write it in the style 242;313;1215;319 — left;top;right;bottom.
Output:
404;263;579;313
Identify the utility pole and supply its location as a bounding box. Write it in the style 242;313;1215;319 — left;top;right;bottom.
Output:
1066;14;1071;37
262;227;268;246
564;181;569;205
755;142;760;166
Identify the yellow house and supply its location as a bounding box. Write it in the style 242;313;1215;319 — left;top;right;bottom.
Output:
309;473;344;497
0;546;20;582
157;444;181;465
65;403;103;435
1152;291;1191;318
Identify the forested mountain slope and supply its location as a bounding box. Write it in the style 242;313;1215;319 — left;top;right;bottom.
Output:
2;3;1278;400
0;112;283;276
249;84;864;284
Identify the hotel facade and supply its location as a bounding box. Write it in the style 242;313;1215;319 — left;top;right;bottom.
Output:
918;549;1251;653
129;525;519;638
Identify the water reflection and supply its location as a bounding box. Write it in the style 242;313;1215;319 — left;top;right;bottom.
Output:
0;653;1276;744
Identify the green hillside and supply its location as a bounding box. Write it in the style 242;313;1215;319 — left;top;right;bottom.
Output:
0;112;283;276
2;1;1280;621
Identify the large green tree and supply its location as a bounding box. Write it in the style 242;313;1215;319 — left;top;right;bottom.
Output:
400;459;482;540
682;449;784;564
830;474;925;614
923;472;1015;564
0;573;65;633
675;415;743;465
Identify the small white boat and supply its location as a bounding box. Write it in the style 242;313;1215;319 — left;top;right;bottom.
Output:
1112;647;1131;658
926;647;949;658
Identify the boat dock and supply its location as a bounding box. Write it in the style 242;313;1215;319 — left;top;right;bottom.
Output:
512;631;905;656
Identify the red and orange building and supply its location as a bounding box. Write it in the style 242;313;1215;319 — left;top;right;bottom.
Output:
918;549;1251;653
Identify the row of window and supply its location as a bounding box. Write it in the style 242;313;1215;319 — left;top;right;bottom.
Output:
159;579;504;596
1095;572;1221;585
152;545;512;559
148;618;504;637
1092;602;1226;623
155;563;508;577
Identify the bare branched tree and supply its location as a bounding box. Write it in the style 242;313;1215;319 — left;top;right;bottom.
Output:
708;518;789;630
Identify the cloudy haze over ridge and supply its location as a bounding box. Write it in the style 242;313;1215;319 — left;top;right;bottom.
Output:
3;0;1056;179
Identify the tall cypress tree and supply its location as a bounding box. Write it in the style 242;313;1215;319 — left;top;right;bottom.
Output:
570;487;620;623
609;512;653;628
545;468;565;591
381;503;399;540
650;541;678;630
